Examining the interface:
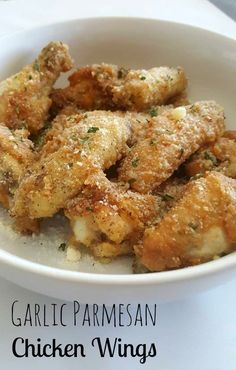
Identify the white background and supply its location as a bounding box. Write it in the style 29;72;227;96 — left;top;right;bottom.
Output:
0;1;236;369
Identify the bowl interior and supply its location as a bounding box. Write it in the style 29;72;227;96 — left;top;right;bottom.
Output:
0;18;236;275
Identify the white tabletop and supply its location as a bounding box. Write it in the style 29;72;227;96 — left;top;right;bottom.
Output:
0;1;236;369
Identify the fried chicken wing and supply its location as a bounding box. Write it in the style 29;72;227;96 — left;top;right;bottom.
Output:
65;172;158;258
112;66;187;111
51;63;187;112
0;124;35;208
135;172;236;272
0;41;73;134
185;131;236;179
51;64;117;112
118;101;225;193
11;111;131;219
56;105;175;145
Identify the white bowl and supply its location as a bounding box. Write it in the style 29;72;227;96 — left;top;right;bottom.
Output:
0;17;236;304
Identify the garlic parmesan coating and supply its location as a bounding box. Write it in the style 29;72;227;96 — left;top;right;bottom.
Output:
185;131;236;179
135;172;236;272
112;66;187;111
11;111;131;219
118;101;225;193
51;63;187;112
125;105;174;145
65;172;158;258
0;41;73;134
48;103;172;146
0;124;35;208
51;64;118;112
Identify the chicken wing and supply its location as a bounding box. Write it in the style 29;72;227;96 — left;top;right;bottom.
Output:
0;41;73;134
65;172;158;258
11;111;131;219
51;63;187;112
49;104;152;145
185;131;236;179
118;101;225;193
112;66;187;111
135;172;236;272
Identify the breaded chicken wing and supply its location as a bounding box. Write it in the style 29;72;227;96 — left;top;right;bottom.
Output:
185;131;236;179
57;104;175;143
135;172;236;272
11;111;131;219
119;101;225;193
0;41;73;134
65;172;158;258
51;64;117;112
51;63;187;112
112;66;187;111
0;124;35;208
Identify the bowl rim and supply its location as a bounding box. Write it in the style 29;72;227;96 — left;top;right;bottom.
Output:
0;16;236;287
0;15;235;43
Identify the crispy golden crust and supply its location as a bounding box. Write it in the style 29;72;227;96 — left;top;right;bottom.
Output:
51;63;187;112
0;124;35;208
51;64;118;112
118;101;225;193
112;66;187;111
47;105;172;147
154;175;188;218
11;111;131;219
135;172;236;272
185;131;236;179
125;105;175;146
65;172;158;258
0;42;73;134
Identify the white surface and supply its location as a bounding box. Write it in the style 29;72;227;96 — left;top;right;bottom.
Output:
0;0;235;38
1;277;236;370
1;17;236;304
0;0;236;369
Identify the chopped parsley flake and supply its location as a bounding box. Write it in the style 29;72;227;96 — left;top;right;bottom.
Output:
204;151;217;165
149;107;158;117
58;242;66;251
33;62;40;72
188;222;198;230
190;173;203;181
165;129;174;135
88;127;99;133
118;67;128;79
86;207;93;212
28;75;32;80
190;104;200;114
131;158;139;167
80;136;89;144
128;178;136;185
159;193;174;201
140;76;146;80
